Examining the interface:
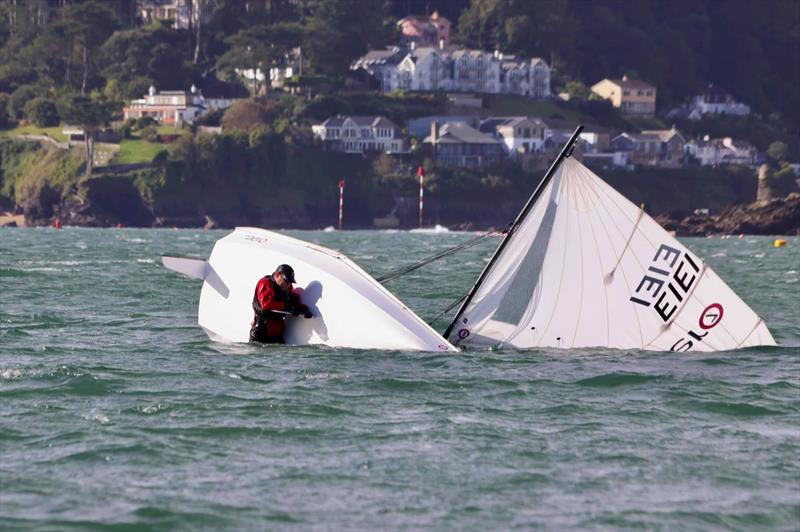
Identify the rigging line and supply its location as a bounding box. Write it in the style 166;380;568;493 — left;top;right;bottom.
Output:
605;202;646;282
376;230;503;284
426;293;468;326
736;317;765;348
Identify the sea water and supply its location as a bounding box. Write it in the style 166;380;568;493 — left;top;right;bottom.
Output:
1;228;798;530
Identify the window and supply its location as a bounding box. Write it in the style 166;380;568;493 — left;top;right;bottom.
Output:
623;90;630;96
637;90;644;96
645;90;653;96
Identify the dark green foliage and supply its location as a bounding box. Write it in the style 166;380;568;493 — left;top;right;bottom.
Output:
134;116;157;130
301;93;446;125
194;108;225;127
0;93;10;128
453;0;800;129
8;85;39;120
767;142;788;163
101;24;191;93
56;94;115;129
23;98;59;127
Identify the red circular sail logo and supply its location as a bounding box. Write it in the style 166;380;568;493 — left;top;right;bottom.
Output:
699;303;724;330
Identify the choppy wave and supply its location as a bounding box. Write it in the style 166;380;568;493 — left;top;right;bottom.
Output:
1;229;798;530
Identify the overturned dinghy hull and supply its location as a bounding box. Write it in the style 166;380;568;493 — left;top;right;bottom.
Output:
164;227;457;352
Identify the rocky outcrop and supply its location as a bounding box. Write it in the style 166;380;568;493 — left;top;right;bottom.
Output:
656;193;800;236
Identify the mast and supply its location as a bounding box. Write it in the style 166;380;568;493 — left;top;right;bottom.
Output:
443;125;584;341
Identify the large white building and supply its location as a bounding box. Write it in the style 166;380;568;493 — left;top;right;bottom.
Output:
690;85;750;116
687;136;757;167
351;44;551;99
312;116;408;154
123;85;234;126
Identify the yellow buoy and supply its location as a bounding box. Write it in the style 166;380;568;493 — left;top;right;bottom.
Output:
774;239;787;248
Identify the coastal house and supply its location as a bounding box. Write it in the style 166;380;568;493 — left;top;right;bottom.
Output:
478;116;547;157
519;133;586;171
407;115;475;139
687;136;757;167
397;12;451;46
591;76;657;117
640;127;687;168
269;47;304;89
137;0;206;30
690;85;750;116
351;45;551;99
578;127;612;153
424;121;503;167
350;47;407;93
122;85;234;126
611;127;686;168
311;116;407;154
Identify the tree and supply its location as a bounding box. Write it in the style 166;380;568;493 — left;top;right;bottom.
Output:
23;97;59;127
8;84;38;120
0;93;10;128
60;1;120;94
220;98;271;131
767;141;788;163
101;23;190;94
57;94;115;176
217;24;303;95
304;0;389;77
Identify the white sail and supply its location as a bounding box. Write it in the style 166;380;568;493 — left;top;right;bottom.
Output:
447;156;776;352
165;227;458;352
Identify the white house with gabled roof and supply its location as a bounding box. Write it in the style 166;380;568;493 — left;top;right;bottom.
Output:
352;44;551;99
311;116;408;154
479;116;547;156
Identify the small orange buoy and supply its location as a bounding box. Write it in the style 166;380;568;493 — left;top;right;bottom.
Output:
773;239;787;248
52;219;62;229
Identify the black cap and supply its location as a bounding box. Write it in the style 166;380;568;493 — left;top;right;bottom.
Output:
276;264;295;284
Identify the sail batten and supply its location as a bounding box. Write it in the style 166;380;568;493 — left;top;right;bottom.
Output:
447;151;776;352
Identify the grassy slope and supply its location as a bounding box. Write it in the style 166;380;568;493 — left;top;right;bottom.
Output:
113;139;164;164
0;124;69;142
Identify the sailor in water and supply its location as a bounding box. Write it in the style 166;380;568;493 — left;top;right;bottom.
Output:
250;264;313;344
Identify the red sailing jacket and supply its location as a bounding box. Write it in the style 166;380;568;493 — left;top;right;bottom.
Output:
251;275;303;338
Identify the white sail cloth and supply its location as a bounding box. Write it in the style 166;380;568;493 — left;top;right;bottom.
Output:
448;157;775;352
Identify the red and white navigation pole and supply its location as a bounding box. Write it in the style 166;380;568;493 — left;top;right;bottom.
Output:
338;179;345;230
417;165;425;227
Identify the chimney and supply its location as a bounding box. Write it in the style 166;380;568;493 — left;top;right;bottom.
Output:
494;49;500;59
410;41;416;51
431;120;439;144
622;74;629;82
439;38;444;50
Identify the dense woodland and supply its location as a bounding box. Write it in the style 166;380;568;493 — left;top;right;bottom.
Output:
1;0;798;125
0;0;798;227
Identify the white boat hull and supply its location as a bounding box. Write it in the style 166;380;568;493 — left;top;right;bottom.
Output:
165;227;457;352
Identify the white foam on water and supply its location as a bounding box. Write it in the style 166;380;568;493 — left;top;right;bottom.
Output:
84;410;109;424
0;368;23;379
136;258;155;264
410;224;450;234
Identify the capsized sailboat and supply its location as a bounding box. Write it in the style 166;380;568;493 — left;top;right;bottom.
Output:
164;227;457;352
444;126;776;352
